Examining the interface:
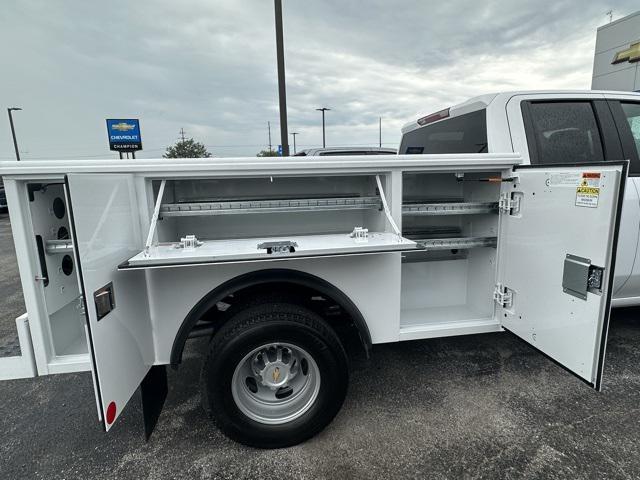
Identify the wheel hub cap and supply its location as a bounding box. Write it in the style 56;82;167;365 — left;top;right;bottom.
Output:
232;342;321;425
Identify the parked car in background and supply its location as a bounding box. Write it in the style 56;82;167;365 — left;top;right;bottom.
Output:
294;146;397;156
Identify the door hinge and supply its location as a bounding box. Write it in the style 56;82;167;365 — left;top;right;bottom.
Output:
498;192;521;215
493;283;514;309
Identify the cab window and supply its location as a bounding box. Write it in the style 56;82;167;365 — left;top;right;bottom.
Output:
523;101;605;165
399;110;488;154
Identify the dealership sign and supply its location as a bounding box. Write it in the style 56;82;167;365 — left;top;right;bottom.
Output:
106;119;142;151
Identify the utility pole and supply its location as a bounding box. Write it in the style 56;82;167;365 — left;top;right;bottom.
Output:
274;0;289;156
316;107;330;148
7;107;22;161
606;10;613;23
268;121;273;153
290;132;298;154
179;128;187;142
379;117;382;148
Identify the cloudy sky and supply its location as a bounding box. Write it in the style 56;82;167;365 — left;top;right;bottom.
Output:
0;0;637;159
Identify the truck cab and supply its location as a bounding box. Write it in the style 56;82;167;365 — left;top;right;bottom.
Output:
400;91;640;306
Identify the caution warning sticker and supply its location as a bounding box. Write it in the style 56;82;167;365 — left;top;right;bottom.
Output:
576;186;600;207
575;172;601;208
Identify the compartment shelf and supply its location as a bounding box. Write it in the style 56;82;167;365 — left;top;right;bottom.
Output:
413;236;497;250
402;201;498;216
160;196;382;217
122;232;417;269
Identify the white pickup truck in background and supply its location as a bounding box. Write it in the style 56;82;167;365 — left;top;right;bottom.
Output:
400;91;640;307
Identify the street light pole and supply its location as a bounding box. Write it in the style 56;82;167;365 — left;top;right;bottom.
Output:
290;132;298;154
379;117;382;148
7;107;22;161
316;107;330;148
274;0;290;156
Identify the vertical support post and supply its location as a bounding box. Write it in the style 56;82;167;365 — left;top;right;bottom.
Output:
274;0;289;157
376;175;401;238
145;180;167;254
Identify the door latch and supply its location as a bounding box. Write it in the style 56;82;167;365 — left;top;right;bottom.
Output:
94;282;116;321
562;254;605;300
258;240;298;254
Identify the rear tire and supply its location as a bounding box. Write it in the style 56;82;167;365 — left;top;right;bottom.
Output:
201;301;348;448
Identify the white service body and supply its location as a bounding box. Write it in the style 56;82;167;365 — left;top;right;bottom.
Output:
0;154;626;435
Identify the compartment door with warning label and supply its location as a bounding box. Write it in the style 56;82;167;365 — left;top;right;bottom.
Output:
65;173;154;430
496;162;627;390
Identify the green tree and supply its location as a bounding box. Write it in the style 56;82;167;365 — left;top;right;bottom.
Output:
257;149;279;157
163;138;212;158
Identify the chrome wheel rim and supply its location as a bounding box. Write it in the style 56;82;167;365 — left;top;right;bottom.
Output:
231;342;321;425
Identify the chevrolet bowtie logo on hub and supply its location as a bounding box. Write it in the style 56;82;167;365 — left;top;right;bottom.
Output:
612;42;640;64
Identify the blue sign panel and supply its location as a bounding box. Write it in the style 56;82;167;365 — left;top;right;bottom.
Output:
277;144;283;156
106;119;142;151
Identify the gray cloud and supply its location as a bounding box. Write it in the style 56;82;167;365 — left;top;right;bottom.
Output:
0;0;637;159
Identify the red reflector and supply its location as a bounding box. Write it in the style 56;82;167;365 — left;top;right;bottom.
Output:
106;401;117;425
417;108;450;126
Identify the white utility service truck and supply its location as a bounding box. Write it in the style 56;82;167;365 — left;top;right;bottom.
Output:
401;90;640;306
0;153;628;447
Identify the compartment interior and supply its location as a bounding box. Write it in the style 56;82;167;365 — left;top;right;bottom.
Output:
400;171;502;332
153;175;389;242
28;183;88;359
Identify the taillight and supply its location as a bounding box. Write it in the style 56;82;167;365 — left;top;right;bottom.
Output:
417;108;450;126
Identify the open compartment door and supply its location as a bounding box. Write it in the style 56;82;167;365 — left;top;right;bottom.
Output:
66;173;155;430
496;163;627;390
119;175;417;270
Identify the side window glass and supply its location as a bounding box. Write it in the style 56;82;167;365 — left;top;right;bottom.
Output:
526;102;604;165
621;103;640;159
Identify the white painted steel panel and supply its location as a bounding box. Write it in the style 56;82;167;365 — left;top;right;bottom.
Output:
2;179;54;375
125;232;416;268
497;165;625;388
0;154;522;177
0;315;37;380
67;173;154;430
146;254;403;362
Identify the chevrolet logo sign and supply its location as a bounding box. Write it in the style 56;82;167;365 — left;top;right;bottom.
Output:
612;42;640;64
111;122;136;132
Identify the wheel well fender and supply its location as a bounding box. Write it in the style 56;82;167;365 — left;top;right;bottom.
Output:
170;268;372;367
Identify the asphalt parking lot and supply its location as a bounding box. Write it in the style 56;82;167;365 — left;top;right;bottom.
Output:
2;211;640;480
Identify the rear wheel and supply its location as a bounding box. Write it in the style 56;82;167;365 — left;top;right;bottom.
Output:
201;301;349;448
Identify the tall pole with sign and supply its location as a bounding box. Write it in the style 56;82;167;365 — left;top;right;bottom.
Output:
106;119;142;159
